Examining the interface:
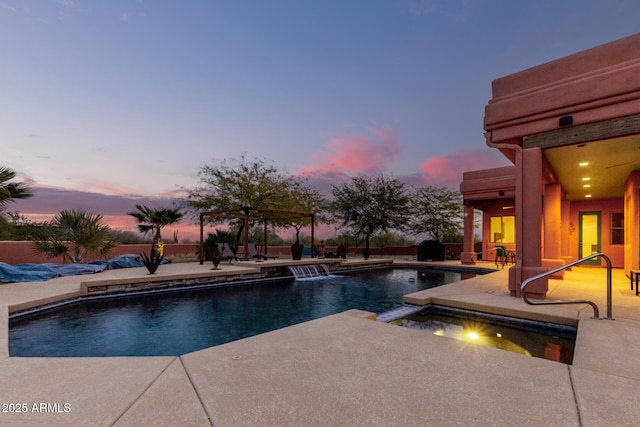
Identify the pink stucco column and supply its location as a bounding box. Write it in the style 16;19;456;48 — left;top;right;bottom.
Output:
461;204;476;264
509;147;548;298
542;183;565;278
544;183;562;260
624;170;640;273
560;199;571;260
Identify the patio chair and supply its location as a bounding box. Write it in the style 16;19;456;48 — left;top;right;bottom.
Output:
217;243;241;263
495;245;515;269
248;243;278;260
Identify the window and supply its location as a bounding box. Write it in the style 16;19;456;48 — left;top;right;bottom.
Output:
490;216;515;243
611;212;624;245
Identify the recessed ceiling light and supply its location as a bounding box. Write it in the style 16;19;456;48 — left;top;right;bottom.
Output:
585;194;592;198
579;162;589;167
581;177;590;181
583;184;591;188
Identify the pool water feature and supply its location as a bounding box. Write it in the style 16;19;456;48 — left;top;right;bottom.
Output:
389;305;576;364
9;268;477;357
288;264;333;280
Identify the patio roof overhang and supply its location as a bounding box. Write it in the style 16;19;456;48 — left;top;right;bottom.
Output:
460;166;516;209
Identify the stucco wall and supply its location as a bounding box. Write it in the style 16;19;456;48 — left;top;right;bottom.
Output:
485;33;640;142
568;198;624;268
624;171;640;271
0;242;437;265
0;242;199;265
477;197;627;269
480;206;516;262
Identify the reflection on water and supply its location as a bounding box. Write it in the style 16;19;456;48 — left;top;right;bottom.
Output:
10;268;475;357
393;308;576;364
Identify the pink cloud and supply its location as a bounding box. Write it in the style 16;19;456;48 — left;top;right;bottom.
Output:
418;149;510;186
298;128;400;177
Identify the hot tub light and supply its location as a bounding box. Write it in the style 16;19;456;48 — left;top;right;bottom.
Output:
465;331;479;340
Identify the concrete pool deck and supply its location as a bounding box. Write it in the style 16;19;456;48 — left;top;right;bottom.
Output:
1;259;639;426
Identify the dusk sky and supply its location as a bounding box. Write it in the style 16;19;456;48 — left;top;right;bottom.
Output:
3;0;639;240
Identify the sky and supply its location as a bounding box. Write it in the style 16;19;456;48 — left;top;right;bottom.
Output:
2;0;640;241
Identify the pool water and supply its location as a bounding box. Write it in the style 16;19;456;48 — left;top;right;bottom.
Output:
9;268;475;357
392;305;576;364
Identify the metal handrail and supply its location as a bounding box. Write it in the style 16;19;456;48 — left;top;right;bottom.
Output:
520;253;613;320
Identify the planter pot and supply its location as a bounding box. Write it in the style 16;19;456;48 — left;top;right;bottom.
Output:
291;242;304;260
337;244;348;259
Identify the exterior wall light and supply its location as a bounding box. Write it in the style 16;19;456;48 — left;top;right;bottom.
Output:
559;115;573;126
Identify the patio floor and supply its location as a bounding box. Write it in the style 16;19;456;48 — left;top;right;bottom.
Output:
1;259;639;426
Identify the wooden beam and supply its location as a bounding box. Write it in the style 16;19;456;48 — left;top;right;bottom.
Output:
199;213;204;265
203;207;312;218
203;213;261;220
523;113;640;149
203;208;244;216
252;207;313;217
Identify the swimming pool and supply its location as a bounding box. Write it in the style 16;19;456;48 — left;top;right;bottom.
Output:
9;267;476;357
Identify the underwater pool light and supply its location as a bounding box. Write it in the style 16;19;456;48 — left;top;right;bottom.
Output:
465;331;479;340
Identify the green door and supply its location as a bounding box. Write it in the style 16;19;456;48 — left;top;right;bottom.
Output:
579;212;601;265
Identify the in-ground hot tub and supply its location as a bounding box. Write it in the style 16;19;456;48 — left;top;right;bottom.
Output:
386;305;577;364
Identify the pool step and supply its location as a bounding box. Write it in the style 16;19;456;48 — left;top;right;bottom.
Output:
377;305;424;323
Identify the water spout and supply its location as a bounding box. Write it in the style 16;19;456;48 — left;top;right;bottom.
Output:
288;264;334;280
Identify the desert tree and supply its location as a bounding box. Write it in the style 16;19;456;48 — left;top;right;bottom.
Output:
182;154;293;244
409;185;463;242
279;177;328;246
30;209;117;263
331;175;410;259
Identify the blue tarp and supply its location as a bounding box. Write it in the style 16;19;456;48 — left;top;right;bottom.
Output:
90;254;149;269
0;254;169;284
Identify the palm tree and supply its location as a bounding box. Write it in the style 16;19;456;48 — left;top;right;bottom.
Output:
127;205;184;259
31;209;117;263
0;166;33;209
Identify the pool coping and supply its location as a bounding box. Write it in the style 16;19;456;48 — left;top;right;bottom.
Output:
2;259;640;425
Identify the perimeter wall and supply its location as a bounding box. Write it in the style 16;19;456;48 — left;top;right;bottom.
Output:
0;242;470;265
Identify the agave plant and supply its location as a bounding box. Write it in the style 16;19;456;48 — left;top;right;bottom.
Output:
31;209;117;264
139;251;164;274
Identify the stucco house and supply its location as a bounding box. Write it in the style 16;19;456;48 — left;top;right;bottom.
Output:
460;33;640;298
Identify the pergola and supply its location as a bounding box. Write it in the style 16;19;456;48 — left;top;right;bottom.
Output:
199;206;315;264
